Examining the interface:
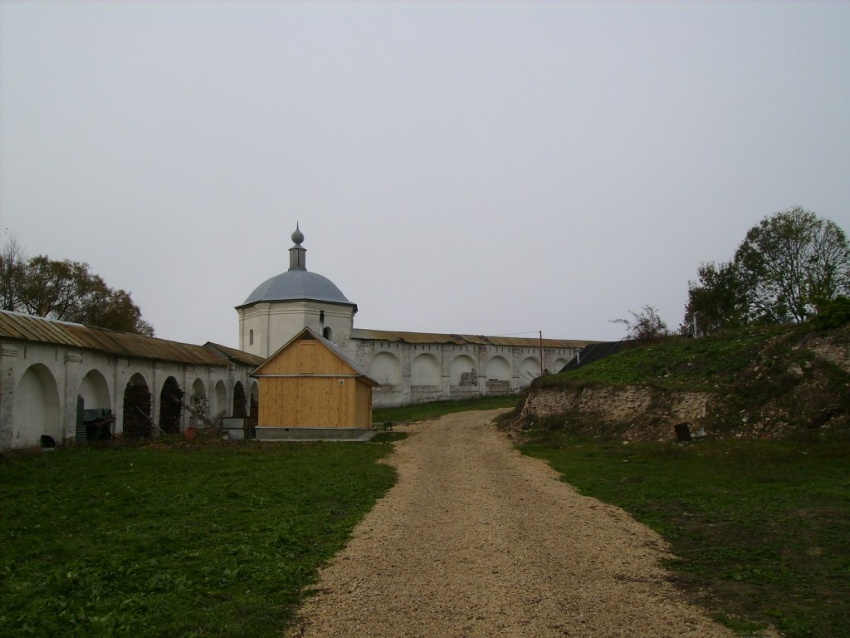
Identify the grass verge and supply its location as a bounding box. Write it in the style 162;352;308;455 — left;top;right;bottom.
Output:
373;394;519;424
0;439;398;637
519;434;850;638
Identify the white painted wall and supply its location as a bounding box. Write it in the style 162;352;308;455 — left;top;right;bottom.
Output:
238;301;355;358
0;340;257;450
351;339;580;408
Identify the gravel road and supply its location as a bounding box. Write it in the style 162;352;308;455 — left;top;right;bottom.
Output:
286;409;736;637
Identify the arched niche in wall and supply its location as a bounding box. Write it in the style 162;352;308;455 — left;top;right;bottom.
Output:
78;369;112;412
450;355;477;387
233;381;247;418
553;358;569;373
189;378;208;427
411;353;441;387
250;381;259;418
518;357;541;386
159;376;184;434
212;380;228;420
123;373;152;438
485;356;512;381
13;363;61;448
370;351;402;386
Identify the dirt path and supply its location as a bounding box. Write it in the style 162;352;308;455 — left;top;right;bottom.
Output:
286;410;735;637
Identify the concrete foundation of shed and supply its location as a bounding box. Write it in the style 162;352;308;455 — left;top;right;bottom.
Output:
255;426;376;441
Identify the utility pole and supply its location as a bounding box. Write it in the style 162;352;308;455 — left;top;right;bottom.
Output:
539;330;544;377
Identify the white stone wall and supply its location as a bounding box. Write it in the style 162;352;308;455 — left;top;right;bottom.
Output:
238;301;355;358
345;339;580;408
0;340;257;450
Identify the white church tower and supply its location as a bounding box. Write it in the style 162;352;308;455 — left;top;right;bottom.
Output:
236;225;357;358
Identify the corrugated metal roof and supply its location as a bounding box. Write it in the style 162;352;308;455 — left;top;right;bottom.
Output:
204;342;265;367
350;328;596;349
0;310;237;366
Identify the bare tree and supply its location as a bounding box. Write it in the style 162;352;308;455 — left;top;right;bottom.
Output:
612;306;669;341
0;236;26;311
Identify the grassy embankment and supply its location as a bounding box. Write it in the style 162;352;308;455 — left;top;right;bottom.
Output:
0;438;399;637
520;325;850;637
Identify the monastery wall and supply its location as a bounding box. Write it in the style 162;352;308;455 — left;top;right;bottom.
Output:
0;339;256;450
348;339;578;407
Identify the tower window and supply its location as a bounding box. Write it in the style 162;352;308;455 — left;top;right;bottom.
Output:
249;329;254;345
323;327;332;340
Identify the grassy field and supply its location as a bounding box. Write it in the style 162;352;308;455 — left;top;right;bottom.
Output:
3;381;848;637
520;433;850;638
0;438;400;637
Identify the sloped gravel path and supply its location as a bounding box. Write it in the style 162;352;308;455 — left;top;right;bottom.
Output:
286;409;735;637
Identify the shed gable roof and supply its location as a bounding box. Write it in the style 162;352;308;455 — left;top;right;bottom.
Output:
253;327;379;386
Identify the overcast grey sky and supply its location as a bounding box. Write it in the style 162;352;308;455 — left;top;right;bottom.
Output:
1;1;848;347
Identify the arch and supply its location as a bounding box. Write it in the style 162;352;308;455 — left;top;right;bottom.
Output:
159;376;184;434
189;378;208;428
78;369;112;411
370;351;402;386
450;355;477;386
411;353;440;387
13;364;61;448
191;378;205;397
323;326;332;340
250;381;259;418
212;380;228;420
485;356;511;381
553;358;569;373
518;357;541;386
123;373;152;438
233;381;247;418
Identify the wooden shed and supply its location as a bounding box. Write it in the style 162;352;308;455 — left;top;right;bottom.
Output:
251;327;380;440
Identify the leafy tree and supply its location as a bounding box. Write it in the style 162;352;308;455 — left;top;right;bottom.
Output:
0;240;154;336
734;207;850;323
684;260;750;335
685;207;850;333
612;305;669;341
809;295;850;330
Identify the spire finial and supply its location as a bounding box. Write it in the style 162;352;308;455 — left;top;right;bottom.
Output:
288;223;307;271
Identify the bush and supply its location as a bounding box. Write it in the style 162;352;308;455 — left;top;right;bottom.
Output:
810;295;850;330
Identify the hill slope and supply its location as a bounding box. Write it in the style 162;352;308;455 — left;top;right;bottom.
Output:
518;324;850;441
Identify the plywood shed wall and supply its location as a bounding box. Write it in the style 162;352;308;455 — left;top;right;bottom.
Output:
254;329;377;429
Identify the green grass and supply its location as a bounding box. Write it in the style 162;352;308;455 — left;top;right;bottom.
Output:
0;439;399;637
373;394;519;424
537;327;789;391
519;434;850;638
530;324;850;437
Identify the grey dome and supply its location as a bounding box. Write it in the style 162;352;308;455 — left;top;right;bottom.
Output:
241;270;352;307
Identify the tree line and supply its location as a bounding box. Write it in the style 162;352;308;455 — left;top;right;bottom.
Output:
0;238;154;336
618;206;850;340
